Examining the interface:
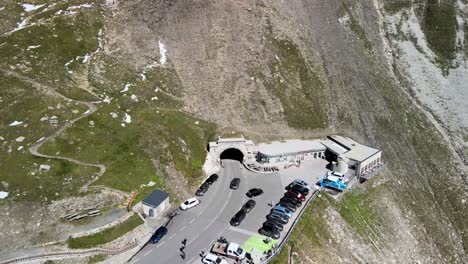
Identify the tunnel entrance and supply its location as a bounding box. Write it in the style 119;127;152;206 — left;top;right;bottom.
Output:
220;148;244;162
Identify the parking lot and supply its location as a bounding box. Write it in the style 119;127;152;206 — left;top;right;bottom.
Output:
133;158;329;264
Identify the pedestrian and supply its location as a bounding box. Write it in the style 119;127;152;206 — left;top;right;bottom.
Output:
182;238;187;246
180;246;185;252
268;200;273;207
199;250;205;258
181;251;185;260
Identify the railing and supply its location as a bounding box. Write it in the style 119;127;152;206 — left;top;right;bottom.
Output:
0;240;138;264
261;189;321;263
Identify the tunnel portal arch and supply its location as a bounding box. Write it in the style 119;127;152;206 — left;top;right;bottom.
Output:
219;148;245;162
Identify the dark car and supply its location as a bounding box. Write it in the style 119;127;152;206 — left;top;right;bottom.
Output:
285;190;306;201
230;178;240;189
259;225;281;239
246;188;263;198
196;182;210;196
206;174;219;184
277;201;296;212
150;226;168;244
263;220;284;231
286;183;309;196
280;196;302;207
230;210;247;226
241;199;256;213
266;212;288;225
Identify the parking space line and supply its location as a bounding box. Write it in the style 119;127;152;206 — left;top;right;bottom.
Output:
228;226;258;236
189;218;195;224
168;233;176;239
143;250;151;257
179;226;186;231
156;241;166;248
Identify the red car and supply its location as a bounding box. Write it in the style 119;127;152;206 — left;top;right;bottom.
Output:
285;190;306;201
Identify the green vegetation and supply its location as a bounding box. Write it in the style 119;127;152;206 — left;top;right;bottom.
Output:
422;0;457;73
263;29;328;129
270;196;333;264
88;254;107;264
67;214;143;248
383;0;413;14
339;1;374;53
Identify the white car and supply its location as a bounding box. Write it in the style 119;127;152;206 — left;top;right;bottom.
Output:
293;179;311;189
202;253;228;264
180;197;200;210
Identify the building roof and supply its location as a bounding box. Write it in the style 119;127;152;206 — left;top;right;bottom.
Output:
142;190;169;208
256;140;326;157
328;135;380;161
321;140;348;155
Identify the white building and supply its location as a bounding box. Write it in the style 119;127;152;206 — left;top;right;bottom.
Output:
255;140;326;163
142;190;170;218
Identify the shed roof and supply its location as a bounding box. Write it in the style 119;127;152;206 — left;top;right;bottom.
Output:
256;140;326;157
142;190;169;208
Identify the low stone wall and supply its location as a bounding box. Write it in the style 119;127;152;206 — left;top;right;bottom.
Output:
69;212;134;239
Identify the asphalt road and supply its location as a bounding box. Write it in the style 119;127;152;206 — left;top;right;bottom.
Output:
132;160;248;264
131;158;328;264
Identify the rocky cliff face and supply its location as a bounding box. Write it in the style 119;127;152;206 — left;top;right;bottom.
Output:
0;0;466;262
108;0;467;262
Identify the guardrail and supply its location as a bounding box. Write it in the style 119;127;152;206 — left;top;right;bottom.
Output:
0;240;138;264
262;188;321;263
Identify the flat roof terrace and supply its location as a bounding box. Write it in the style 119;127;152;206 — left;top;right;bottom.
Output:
256;139;326;158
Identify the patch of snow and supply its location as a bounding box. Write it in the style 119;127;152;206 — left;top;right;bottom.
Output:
195;121;199;125
82;110;90;115
121;123;125;127
130;94;138;102
120;83;134;93
0;192;8;199
159;41;167;65
89;120;95;126
338;14;350;25
27;45;41;50
151;96;158;101
0;136;4;141
36;137;45;142
68;3;93;10
82;53;91;63
154;88;159;93
110;112;118;118
123;113;131;124
102;96;111;104
9;121;23;126
399;8;435;58
0;7;5;11
140;73;146;81
22;4;45;12
15;136;25;142
68;70;73;74
17;146;24;151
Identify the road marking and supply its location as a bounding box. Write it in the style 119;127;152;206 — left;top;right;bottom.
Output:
143;250;151;257
168;233;176;239
189;218;195;224
228;226;258;236
129;258;139;264
179;226;186;231
156;241;166;248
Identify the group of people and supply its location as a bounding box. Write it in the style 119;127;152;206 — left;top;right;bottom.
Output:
180;238;187;259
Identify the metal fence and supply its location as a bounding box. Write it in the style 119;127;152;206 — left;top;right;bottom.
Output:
0;240;138;264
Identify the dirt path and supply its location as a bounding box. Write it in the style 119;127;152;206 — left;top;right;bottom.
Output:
1;68;107;192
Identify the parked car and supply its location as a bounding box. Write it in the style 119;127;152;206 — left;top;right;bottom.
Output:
280;196;302;207
292;179;311;190
196;182;210;196
285;190;306;201
259;225;281;239
271;205;293;218
277;201;296;212
202;253;228;264
246;188;263;198
230;210;247;226
230;178;240;189
263;220;283;231
241;199;256;213
180;197;200;210
206;174;219;184
286;183;309;196
267;212;289;224
150;226;168;244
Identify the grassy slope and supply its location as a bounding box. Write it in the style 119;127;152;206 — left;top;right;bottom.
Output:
67;213;143;249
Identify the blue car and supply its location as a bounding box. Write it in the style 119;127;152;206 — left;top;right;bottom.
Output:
150;226;168;244
271;205;293;218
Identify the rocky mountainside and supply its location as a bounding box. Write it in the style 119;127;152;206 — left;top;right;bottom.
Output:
0;0;466;262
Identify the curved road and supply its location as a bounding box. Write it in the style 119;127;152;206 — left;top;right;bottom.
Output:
133;160;249;264
1;69;107;192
